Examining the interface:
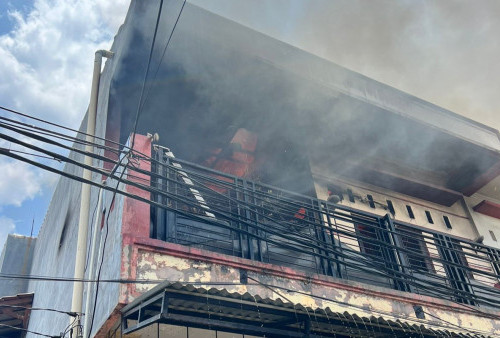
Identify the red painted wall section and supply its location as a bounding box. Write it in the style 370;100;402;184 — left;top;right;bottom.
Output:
120;134;152;303
473;200;500;219
122;134;152;240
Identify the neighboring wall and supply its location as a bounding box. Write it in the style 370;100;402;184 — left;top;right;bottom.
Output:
312;168;477;239
0;234;36;297
463;194;500;250
25;16;130;337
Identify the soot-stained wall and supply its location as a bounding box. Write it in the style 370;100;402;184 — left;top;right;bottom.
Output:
106;0;500;201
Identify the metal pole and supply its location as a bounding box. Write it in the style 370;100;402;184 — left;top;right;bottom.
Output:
71;50;113;325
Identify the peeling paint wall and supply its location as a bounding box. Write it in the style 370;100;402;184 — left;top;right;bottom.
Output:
128;246;500;336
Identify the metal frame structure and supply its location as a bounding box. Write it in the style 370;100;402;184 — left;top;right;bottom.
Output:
149;147;500;309
120;283;472;337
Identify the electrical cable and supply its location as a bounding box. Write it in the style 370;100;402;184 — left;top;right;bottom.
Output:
0;272;256;286
0;147;62;161
246;276;493;337
0;323;59;338
0;105;129;151
84;188;101;272
88;0;167;334
2;115;494;265
3;137;499;311
0;303;78;316
138;0;187;113
2;144;498;309
0;119;500;314
0;106;497;262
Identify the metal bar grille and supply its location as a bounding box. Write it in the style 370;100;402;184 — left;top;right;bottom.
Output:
150;147;500;309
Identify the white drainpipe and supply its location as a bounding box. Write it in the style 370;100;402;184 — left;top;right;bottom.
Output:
70;50;113;335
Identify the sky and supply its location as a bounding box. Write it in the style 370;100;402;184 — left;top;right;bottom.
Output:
0;0;499;251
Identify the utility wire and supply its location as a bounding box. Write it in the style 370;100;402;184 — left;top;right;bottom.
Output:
0;147;62;161
2;143;498;310
0;323;59;338
246;276;492;337
138;0;187;113
2;153;500;325
88;1;169;334
0;304;78;316
2;130;499;309
0;272;254;286
0;105;128;151
1;113;498;314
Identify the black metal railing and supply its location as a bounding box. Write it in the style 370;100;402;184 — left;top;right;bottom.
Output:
149;146;500;309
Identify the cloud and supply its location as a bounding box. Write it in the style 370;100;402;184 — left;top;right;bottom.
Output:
0;157;49;207
0;0;128;232
0;0;129;129
0;216;16;253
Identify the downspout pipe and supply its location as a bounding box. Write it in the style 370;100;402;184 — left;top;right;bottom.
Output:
71;50;113;329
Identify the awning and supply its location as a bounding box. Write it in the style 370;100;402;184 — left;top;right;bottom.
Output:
120;282;481;337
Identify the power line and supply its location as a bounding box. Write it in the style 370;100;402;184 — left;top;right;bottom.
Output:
0;272;253;286
2;147;499;330
246;276;492;336
0;323;59;338
2;142;498;310
0;304;78;316
139;0;187;113
1;111;498;316
0;105;127;151
88;0;166;330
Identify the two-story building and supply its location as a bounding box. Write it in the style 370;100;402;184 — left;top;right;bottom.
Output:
20;0;500;336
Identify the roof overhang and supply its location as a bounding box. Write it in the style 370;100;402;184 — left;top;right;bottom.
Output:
109;2;500;206
120;282;472;337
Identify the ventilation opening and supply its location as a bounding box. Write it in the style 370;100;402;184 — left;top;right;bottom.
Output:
387;200;395;215
413;305;425;319
347;189;355;203
443;216;452;229
406;205;415;219
425;211;434;224
367;195;375;208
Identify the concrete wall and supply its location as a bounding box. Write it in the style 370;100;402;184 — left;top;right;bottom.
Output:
121;240;500;336
464;194;500;250
0;234;36;297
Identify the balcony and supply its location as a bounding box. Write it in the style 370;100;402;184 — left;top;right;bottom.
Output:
147;145;500;310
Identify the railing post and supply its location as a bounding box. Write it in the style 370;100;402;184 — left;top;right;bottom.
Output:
324;203;343;279
242;180;255;261
383;214;414;293
434;234;475;305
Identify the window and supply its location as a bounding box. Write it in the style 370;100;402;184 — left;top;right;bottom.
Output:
399;228;434;273
355;223;384;258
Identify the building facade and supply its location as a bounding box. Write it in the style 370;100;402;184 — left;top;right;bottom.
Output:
19;0;500;336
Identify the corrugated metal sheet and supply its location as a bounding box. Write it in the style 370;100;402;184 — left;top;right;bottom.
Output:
122;282;483;337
